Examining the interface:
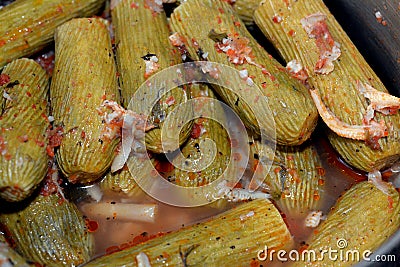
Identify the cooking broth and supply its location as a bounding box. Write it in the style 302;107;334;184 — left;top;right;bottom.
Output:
77;125;361;260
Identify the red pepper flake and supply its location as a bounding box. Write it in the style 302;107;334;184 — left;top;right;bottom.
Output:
316;166;326;176
85;219;99;233
298;244;309;254
388;195;394;211
218;7;225;14
0;40;6;47
301;13;341;74
81;131;86;139
31;104;37;109
234;21;241;27
217;16;222;24
26;91;32;97
35;139;45;147
41;113;50;122
215;35;257;66
272;14;283;23
286;155;294;161
283;0;290;7
46;126;63;157
288;29;295;36
101;94;107;100
46;146;55;157
191;122;203;139
313;191;320;201
130;2;139;9
0;73;10;86
165;95;175;106
274;167;282;174
318;178;325;186
191;38;199;48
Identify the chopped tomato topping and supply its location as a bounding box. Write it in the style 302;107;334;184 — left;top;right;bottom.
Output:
0;73;10;86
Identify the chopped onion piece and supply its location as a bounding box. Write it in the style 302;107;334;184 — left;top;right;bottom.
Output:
215;181;271;202
136;252;152;267
81;202;157;223
305;210;325;228
368;170;390;196
85;184;103;202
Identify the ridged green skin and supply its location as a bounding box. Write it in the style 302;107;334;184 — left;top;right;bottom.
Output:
112;0;193;154
172;85;231;187
84;199;292;267
0;194;93;267
254;140;325;214
254;0;400;171
0;59;49;202
293;181;400;266
100;166;146;198
232;0;262;25
0;0;105;68
170;0;318;146
50;18;120;184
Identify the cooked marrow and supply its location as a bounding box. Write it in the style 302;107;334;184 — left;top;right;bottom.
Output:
84;199;293;267
169;0;318;146
112;0;193;154
254;0;400;171
0;0;105;68
0;58;50;202
50;18;120;183
0;193;94;267
292;180;400;266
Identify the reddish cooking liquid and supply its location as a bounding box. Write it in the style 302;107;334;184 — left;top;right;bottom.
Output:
79;130;361;260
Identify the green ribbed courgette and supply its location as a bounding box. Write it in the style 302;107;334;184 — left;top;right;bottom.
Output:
50;18;120;184
254;0;400;171
0;58;49;202
232;0;262;25
293;180;400;266
100;165;144;197
112;0;193;154
169;0;318;146
0;0;105;68
253;140;325;214
171;84;231;187
0;193;93;266
84;199;293;267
